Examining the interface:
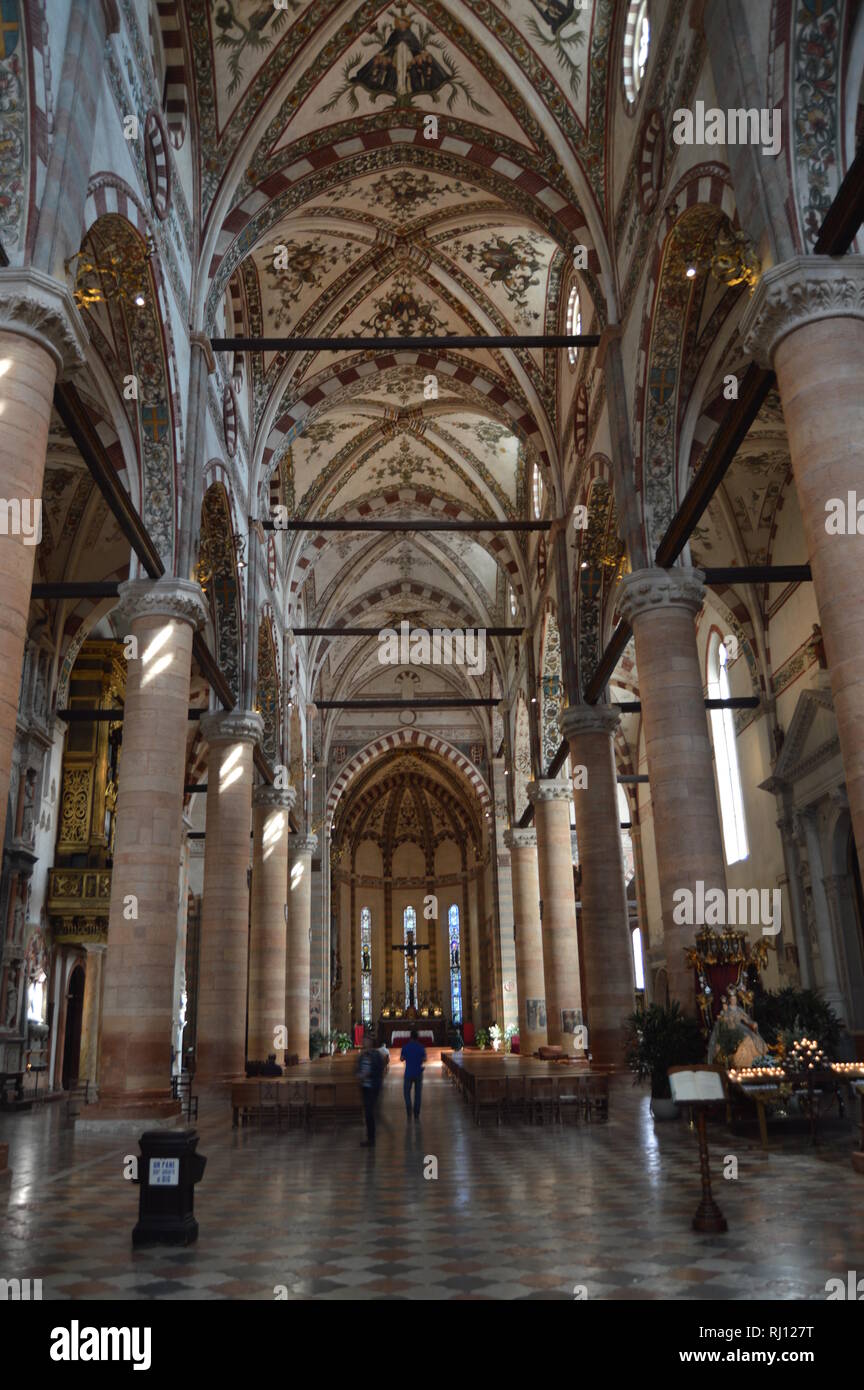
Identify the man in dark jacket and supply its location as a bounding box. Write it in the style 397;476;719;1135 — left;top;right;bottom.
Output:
400;1029;427;1119
357;1036;385;1147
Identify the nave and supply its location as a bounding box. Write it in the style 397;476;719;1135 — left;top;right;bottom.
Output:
2;1062;861;1302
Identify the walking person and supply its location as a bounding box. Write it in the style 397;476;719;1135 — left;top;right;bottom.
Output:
400;1028;426;1119
357;1035;385;1147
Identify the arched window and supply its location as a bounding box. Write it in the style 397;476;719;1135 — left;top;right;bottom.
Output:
532;462;545;518
27;972;46;1024
632;927;645;991
708;635;749;865
623;0;650;105
566;285;581;366
403;905;417;1010
360;907;372;1025
509;584;518;620
448;905;462;1024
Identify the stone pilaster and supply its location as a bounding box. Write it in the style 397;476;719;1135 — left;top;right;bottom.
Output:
743;257;864;877
90;578;207;1123
286;833;317;1060
503;828;547;1054
528;780;584;1053
195;710;263;1085
78;942;106;1095
618;568;726;1013
248;784;296;1062
560;705;634;1067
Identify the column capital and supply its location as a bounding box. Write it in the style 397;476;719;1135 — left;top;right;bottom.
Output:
118;577;207;631
82;941;108;955
200;709;264;748
527;779;572;805
559;703;621;741
286;832;318;857
741;255;864;367
0;267;88;376
189;330;217;374
252;783;297;812
617;566;705;624
504;827;537;850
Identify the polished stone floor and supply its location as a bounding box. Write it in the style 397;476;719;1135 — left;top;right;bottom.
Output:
1;1057;862;1300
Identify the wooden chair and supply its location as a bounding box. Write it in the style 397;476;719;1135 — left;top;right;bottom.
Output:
556;1075;582;1126
284;1080;308;1130
504;1076;527;1123
231;1080;259;1128
528;1076;558;1125
333;1080;362;1127
581;1075;609;1123
473;1077;506;1126
258;1081;284;1132
309;1082;337;1133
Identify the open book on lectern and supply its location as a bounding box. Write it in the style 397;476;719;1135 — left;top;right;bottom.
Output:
667;1066;727;1104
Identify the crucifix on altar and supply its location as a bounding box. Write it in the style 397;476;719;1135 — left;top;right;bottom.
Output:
392;936;429;1012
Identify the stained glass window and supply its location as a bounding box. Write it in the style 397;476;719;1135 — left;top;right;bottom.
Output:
566;286;581;366
360;907;372;1025
448;904;462;1024
403;905;417;1009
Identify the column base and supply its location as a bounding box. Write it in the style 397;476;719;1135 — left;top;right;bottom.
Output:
78;1092;183;1134
852;1151;864;1175
0;1141;10;1186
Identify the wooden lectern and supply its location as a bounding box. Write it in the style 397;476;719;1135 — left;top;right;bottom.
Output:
668;1064;729;1234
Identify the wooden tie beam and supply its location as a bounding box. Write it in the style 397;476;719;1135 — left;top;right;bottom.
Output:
213;333;600;353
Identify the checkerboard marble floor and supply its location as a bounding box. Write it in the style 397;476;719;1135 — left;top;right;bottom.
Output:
1;1060;862;1301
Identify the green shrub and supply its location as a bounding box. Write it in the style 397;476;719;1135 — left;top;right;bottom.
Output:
625;1001;705;1099
751;987;841;1053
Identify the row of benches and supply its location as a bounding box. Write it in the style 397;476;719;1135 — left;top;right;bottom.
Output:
231;1079;362;1132
442;1061;610;1127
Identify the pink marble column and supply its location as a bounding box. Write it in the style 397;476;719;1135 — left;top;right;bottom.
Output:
0;270;85;852
528;780;584;1053
560;705;634;1067
618;568;726;1013
743;258;864;872
503;828;547;1054
248;784;296;1062
92;578;207;1122
285;833;317;1061
195;710;263;1085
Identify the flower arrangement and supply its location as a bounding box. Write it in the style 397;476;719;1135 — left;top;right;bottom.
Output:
504;1023;519;1054
489;1022;503;1052
476;1028;489;1051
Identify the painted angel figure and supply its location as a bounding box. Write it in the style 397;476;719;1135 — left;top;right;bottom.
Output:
350;13;450;100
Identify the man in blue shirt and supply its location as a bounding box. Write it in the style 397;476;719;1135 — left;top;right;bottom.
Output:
400;1029;426;1119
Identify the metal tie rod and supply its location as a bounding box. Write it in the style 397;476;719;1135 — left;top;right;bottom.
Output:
316;698;499;710
261;518;550;532
212;334;600;353
293;626;523;637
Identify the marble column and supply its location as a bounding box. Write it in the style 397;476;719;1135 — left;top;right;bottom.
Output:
560;705;634;1067
195;710;263;1085
618;568;727;1013
78;942;106;1095
0;271;85;852
285;833;317;1060
248;784;296;1062
528;780;584;1053
503;828;547;1054
93;578;207;1121
743;258;864;871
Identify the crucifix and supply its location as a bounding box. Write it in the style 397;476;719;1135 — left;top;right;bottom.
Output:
392;935;429;1010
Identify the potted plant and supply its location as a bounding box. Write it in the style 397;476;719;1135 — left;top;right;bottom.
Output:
625;1001;705;1120
504;1023;518;1054
309;1029;325;1060
476;1028;489;1051
334;1031;351;1054
489;1022;503;1052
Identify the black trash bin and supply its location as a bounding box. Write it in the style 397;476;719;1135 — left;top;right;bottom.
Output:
132;1128;206;1247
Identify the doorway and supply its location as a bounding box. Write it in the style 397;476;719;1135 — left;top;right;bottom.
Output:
61;964;85;1091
